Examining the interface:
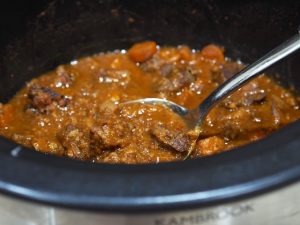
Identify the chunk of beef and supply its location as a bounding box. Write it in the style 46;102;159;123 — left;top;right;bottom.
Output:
55;66;73;88
26;85;69;113
101;145;142;164
242;89;267;106
221;61;243;80
160;63;174;77
222;82;267;109
151;125;190;152
141;54;195;92
157;78;178;92
90;118;129;150
192;136;226;157
172;69;195;89
210;65;226;85
157;68;195;92
57;125;91;160
140;55;165;72
271;96;285;125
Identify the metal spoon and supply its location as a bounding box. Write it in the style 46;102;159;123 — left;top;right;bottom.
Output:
123;32;300;157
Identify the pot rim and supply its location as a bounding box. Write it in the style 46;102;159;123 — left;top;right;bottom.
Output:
0;120;300;213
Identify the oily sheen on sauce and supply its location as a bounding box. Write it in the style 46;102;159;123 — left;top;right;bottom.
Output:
0;41;299;164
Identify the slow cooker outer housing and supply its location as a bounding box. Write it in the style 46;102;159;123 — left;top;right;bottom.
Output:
0;0;300;213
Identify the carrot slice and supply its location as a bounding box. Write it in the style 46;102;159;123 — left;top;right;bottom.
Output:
128;41;157;63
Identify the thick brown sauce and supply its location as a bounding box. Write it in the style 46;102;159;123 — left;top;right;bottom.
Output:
0;41;300;164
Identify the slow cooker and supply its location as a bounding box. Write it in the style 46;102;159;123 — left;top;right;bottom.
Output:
1;0;300;224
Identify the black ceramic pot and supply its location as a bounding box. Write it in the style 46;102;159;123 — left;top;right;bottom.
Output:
0;0;300;224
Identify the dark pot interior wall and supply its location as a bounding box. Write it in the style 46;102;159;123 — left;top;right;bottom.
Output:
1;0;300;102
1;1;300;211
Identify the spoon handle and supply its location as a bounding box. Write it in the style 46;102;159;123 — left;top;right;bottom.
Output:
196;32;300;126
